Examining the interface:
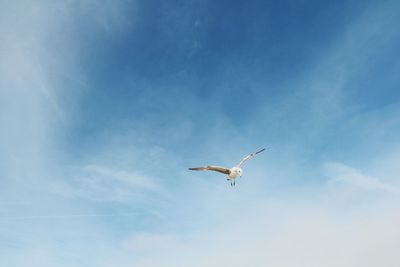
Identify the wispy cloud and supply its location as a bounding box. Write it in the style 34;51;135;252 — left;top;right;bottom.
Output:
106;178;400;267
52;164;164;203
325;162;400;193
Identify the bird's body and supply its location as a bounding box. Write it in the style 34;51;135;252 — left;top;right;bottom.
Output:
189;148;265;186
228;166;242;179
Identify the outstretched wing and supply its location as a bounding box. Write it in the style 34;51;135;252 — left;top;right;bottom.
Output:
189;165;231;175
236;148;266;167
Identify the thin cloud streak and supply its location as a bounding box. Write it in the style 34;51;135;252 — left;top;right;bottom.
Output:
51;164;167;203
326;162;400;194
0;213;139;221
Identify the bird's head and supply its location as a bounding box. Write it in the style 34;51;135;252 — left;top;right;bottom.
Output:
232;167;243;177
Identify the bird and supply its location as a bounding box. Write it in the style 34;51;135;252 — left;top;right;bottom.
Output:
189;148;266;186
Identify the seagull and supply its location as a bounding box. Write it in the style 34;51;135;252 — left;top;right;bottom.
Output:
189;148;266;186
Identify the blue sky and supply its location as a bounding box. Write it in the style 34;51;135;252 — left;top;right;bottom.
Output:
1;1;400;266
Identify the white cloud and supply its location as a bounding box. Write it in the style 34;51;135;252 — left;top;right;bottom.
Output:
325;162;400;194
0;2;141;267
52;164;164;203
91;155;400;267
107;187;400;267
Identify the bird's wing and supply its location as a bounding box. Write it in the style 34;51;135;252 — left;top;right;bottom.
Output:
189;165;231;175
236;148;266;167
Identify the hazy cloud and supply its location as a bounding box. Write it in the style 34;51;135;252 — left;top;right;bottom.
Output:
326;162;400;193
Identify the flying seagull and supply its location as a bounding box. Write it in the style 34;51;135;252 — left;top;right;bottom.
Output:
189;148;266;186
